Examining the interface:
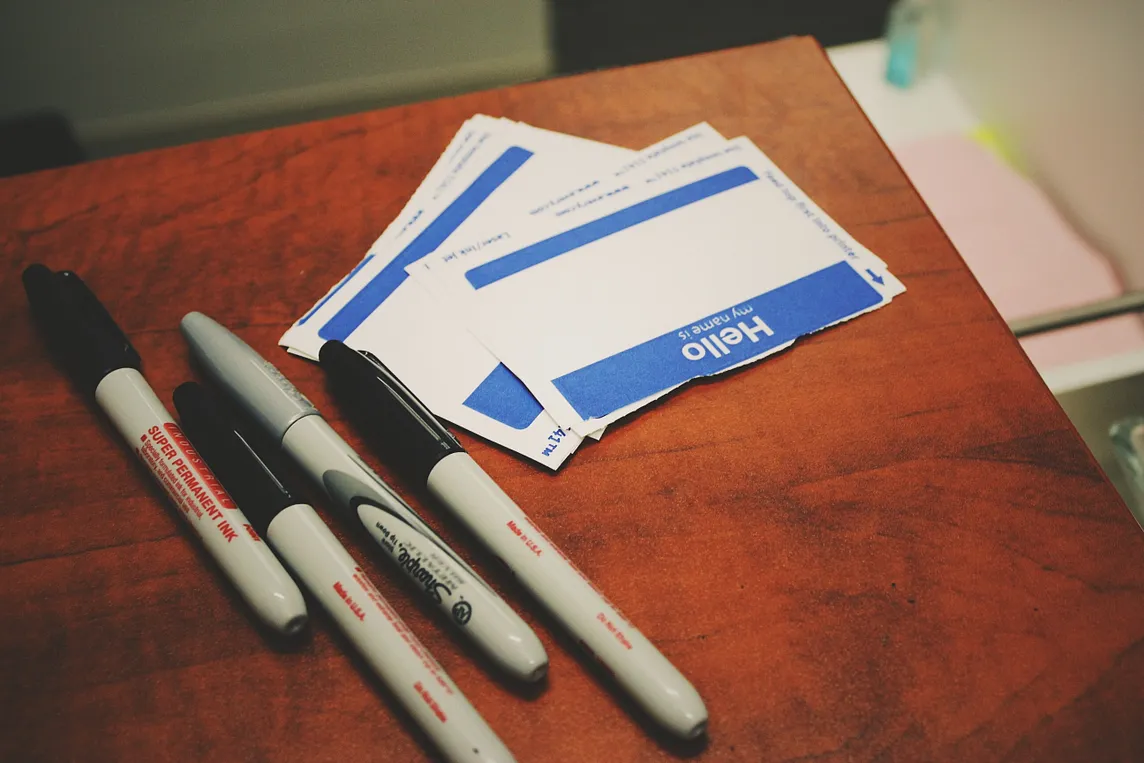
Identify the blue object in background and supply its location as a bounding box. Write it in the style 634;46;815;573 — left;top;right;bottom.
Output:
885;0;926;88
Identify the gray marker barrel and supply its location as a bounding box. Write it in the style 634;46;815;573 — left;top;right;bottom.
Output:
174;381;516;763
181;311;548;682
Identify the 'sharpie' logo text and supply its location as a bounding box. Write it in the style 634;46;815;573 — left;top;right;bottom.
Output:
397;546;453;603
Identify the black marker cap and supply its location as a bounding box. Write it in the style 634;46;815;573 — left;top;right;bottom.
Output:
22;265;142;396
318;340;464;485
22;264;62;335
173;381;297;535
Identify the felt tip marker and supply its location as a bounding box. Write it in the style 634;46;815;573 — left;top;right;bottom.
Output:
179;311;548;683
21;265;308;637
173;382;515;763
319;341;709;740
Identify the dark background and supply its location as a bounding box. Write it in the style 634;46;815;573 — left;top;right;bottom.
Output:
552;0;891;73
1;0;892;177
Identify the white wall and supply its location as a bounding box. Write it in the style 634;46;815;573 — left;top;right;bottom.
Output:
0;0;551;157
946;0;1144;287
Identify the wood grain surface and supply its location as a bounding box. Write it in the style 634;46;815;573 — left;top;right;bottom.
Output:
2;37;1143;763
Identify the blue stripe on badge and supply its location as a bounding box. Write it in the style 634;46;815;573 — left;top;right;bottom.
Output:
465;165;758;290
552;261;883;420
318;145;534;340
462;363;544;430
298;255;375;325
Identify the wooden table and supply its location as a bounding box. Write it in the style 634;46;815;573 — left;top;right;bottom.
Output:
3;37;1143;763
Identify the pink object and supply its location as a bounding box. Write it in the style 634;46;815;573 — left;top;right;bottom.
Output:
893;134;1144;370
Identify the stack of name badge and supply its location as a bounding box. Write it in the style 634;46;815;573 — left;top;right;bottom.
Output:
281;115;905;469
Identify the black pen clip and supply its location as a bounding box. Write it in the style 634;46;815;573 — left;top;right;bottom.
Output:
356;349;462;450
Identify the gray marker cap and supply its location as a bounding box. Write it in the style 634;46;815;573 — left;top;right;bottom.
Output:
180;311;318;442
